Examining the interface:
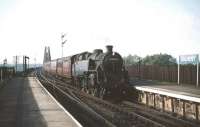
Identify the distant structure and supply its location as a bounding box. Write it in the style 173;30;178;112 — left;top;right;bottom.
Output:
3;59;7;65
23;56;29;72
43;46;51;63
13;55;29;72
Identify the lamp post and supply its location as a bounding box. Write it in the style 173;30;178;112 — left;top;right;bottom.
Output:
61;33;67;58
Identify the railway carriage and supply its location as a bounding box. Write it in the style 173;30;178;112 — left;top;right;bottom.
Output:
56;58;63;77
62;56;73;79
50;60;57;75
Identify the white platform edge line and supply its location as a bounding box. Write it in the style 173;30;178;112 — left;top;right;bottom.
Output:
139;86;200;97
136;86;200;103
34;77;83;127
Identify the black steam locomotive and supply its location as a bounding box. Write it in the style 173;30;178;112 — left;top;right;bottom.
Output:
43;45;137;102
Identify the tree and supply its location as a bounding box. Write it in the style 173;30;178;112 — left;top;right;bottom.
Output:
123;54;141;66
142;53;177;66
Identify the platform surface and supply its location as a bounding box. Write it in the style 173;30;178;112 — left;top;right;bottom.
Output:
135;82;200;103
0;77;82;127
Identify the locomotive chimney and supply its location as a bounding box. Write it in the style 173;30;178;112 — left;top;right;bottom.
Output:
106;45;113;54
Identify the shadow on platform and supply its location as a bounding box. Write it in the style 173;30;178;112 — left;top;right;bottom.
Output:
0;77;48;127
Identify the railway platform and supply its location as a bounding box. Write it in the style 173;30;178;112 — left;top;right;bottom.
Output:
134;81;200;121
0;76;82;127
136;83;200;103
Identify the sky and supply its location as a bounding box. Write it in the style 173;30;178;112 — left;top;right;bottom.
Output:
0;0;200;64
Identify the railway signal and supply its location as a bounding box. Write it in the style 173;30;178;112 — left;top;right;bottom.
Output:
61;33;67;58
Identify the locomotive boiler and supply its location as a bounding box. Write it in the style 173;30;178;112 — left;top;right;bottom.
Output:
43;45;136;101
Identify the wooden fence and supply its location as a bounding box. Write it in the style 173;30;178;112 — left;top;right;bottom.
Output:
127;65;199;85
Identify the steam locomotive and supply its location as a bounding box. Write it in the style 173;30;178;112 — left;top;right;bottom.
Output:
43;45;137;101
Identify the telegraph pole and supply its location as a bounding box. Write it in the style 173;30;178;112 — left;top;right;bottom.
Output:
15;56;18;73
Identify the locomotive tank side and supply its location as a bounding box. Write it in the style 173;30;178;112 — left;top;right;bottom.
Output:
72;60;89;76
72;52;91;77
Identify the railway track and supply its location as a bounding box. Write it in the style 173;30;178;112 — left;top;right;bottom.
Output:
35;70;115;127
35;69;198;127
119;101;199;127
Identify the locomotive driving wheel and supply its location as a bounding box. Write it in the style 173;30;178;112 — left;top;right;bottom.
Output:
99;87;106;99
90;88;98;97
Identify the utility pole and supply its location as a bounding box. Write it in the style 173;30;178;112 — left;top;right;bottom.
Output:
34;57;36;69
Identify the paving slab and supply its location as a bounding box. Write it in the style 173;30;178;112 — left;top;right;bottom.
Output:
0;77;82;127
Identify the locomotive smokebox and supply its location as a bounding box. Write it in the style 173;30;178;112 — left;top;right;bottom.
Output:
106;45;113;54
